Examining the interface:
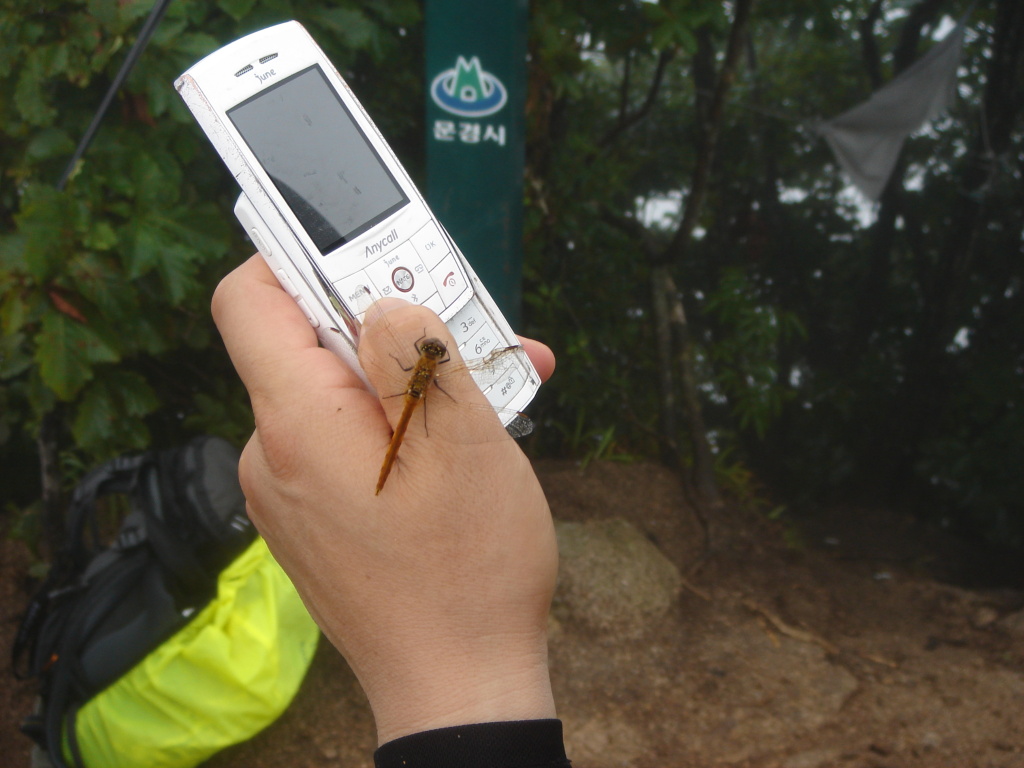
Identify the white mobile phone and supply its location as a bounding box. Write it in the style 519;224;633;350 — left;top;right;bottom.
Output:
174;21;539;422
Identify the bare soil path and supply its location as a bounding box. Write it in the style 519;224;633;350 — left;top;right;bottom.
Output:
3;459;1022;767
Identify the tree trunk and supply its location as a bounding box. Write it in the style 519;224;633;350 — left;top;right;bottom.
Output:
667;272;722;510
651;0;756;511
38;409;64;557
650;264;681;467
869;0;1024;494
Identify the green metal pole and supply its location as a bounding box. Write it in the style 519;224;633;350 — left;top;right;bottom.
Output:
425;0;528;325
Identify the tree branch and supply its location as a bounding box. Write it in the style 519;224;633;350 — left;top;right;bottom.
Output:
599;48;675;148
859;0;886;89
893;0;947;73
664;0;757;265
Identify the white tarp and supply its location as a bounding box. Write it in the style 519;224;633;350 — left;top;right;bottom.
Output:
816;22;966;200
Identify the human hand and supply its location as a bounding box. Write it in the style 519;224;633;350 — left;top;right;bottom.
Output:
211;255;558;744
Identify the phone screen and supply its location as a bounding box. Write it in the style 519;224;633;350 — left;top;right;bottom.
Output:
228;65;409;254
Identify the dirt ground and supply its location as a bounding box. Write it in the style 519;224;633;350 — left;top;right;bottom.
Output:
3;458;1023;767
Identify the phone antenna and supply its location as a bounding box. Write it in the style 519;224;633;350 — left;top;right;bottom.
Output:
57;0;174;190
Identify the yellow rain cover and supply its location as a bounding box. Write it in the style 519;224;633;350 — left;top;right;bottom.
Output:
71;537;319;768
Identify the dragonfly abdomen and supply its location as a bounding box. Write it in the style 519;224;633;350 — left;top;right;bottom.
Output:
376;337;448;494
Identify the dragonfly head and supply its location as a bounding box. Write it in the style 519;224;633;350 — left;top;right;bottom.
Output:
416;336;449;362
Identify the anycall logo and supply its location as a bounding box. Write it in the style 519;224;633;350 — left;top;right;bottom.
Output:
366;228;398;258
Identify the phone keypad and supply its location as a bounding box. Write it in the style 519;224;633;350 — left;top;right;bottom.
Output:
326;221;531;412
430;252;467;306
334;221;467;319
335;273;380;311
409;223;448;269
448;302;522;410
365;241;429;298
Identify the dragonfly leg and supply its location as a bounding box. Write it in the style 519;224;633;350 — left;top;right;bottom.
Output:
389;352;414;373
431;379;457;403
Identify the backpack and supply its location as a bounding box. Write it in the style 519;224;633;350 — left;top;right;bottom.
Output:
12;435;319;768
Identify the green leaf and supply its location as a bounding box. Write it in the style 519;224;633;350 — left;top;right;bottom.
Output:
72;382;118;449
151;17;188;46
0;288;28;336
167;31;221;58
184;388;254;442
14;50;56;126
127;218;202;304
127;216;166;279
314;8;376;50
86;0;122;30
25;127;75;161
72;369;158;450
34;313;120;400
651;23;678;53
156;242;200;303
131;150;182;210
374;0;421;26
0;234;27;272
84;221;119;252
68;252;132;320
15;185;75;281
171;203;232;261
0;331;33;380
217;0;258;22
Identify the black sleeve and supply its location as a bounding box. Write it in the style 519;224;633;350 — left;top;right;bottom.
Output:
373;719;570;768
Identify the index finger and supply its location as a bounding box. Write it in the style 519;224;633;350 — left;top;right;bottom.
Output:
211;255;367;405
516;337;556;384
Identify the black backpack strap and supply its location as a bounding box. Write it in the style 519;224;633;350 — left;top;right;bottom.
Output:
135;457;212;597
41;546;156;768
64;703;86;768
14;437;247;767
65;453;152;561
11;583;59;680
172;436;250;547
135;436;251;597
11;453;152;680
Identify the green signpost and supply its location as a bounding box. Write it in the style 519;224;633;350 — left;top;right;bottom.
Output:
425;0;528;324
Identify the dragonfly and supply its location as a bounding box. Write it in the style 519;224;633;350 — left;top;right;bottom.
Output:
363;320;535;495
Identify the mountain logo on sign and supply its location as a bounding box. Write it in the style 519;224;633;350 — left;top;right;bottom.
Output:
430;56;507;118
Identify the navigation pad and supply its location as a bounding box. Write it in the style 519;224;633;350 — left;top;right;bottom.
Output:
333;221;469;320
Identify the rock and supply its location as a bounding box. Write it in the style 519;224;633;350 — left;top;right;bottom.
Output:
998;608;1024;639
971;605;999;629
553;518;682;637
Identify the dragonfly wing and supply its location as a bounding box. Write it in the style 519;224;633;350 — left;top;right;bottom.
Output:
355;301;536;443
456;345;532;388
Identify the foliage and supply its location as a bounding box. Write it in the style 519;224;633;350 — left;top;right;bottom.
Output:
0;0;421;510
3;0;1023;561
522;0;729;461
521;0;1024;556
701;267;805;439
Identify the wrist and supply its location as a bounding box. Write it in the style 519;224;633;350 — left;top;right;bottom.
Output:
366;645;556;745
